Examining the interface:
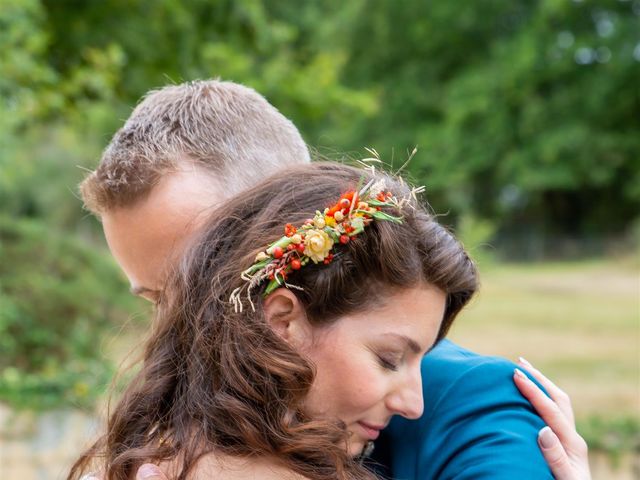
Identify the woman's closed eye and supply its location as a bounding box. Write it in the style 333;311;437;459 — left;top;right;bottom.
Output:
376;352;402;371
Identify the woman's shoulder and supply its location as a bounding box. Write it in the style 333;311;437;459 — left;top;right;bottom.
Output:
188;451;309;480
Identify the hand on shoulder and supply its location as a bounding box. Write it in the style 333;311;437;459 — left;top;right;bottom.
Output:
514;358;591;480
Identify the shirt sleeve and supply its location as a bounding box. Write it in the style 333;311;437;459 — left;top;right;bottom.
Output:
382;356;554;480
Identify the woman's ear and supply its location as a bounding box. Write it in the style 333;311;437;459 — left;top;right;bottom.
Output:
263;288;311;347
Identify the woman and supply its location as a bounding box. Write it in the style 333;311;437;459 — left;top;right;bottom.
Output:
70;163;589;479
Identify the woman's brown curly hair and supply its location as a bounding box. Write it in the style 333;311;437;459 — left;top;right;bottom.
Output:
69;162;478;480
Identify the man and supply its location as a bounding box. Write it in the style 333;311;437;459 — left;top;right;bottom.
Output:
81;80;560;479
80;80;309;303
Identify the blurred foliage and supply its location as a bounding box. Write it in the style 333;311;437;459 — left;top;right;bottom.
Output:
578;415;640;466
455;213;498;266
340;0;639;242
0;216;141;409
5;0;637;238
0;0;638;411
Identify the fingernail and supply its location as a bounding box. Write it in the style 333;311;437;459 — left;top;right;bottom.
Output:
514;368;528;380
538;426;556;449
138;464;161;479
518;356;532;367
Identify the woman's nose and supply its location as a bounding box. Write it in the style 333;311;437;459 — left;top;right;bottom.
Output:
387;367;424;420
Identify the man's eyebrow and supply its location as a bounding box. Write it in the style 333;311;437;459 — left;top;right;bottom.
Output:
129;285;157;296
384;333;423;354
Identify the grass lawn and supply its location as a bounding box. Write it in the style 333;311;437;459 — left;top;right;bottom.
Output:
448;258;640;419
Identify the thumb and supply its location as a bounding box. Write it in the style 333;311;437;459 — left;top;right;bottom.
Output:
538;426;574;480
136;464;169;480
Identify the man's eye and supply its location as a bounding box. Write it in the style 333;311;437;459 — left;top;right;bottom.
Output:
142;291;162;304
377;355;399;372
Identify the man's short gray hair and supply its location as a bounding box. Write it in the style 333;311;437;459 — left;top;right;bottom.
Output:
80;80;310;214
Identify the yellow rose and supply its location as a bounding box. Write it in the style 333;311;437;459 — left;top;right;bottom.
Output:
303;229;334;263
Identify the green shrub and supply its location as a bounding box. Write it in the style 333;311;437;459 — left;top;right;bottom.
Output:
0;215;142;410
455;213;497;266
578;415;640;466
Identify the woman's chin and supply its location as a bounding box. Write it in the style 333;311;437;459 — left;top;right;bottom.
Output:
347;438;366;457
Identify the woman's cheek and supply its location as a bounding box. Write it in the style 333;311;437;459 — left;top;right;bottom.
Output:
348;359;390;409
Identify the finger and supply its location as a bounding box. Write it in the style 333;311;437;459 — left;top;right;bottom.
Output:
517;357;566;404
538;426;576;480
518;357;575;425
137;464;170;480
513;368;574;446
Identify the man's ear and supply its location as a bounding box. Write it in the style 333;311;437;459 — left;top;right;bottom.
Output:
263;288;310;347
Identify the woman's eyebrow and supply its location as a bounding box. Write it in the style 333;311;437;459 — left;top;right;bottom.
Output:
383;333;423;354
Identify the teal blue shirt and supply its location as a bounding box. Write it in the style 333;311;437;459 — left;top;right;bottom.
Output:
370;340;553;479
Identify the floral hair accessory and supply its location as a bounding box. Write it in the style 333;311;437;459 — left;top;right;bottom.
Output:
229;177;409;313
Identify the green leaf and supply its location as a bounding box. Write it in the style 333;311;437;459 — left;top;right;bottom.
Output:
266;236;293;254
245;258;272;275
370;211;403;223
324;227;340;242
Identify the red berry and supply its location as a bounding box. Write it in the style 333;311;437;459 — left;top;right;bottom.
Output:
273;246;284;259
339;235;350;244
296;243;306;253
291;259;302;270
287;244;295;251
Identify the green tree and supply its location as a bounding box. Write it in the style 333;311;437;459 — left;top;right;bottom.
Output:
340;0;639;248
0;0;141;409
